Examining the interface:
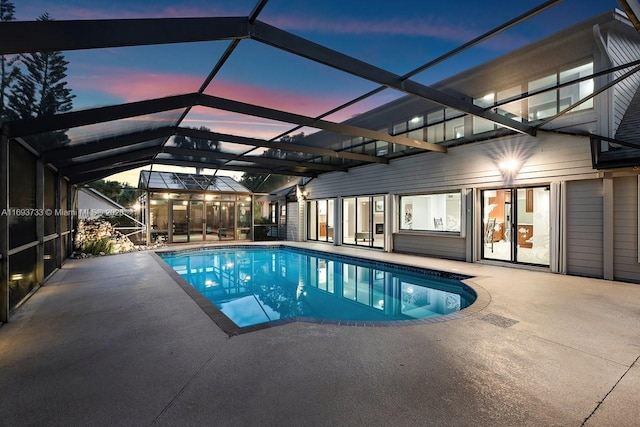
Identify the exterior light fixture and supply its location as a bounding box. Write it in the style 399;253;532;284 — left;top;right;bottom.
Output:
163;193;170;199
296;185;309;202
205;194;214;201
499;158;520;172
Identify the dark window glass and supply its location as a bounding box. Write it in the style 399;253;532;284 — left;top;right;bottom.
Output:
9;143;37;249
44;238;58;278
9;246;37;310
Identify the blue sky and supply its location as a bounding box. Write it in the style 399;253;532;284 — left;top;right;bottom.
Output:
12;0;621;183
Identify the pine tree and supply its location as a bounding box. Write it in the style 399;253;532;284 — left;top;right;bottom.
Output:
0;0;17;119
7;12;74;147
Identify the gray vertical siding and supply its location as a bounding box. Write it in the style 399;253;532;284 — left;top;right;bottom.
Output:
286;202;299;241
392;234;466;261
565;180;604;278
613;176;640;283
608;31;640;135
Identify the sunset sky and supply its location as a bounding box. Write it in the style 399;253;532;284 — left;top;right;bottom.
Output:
13;0;621;184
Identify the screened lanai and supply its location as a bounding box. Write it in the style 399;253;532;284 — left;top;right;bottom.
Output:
4;0;640;184
2;1;578;187
2;0;640;324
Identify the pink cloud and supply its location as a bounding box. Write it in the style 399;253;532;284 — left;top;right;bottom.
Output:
204;80;358;117
72;66;204;101
73;64;383;120
184;106;292;140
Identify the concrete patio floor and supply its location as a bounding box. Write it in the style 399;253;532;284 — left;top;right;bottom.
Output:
1;242;639;426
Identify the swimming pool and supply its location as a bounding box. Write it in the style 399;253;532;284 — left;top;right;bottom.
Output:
157;246;476;333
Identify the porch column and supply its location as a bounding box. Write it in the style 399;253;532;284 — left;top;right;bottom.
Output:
334;196;341;246
603;175;614;280
0;127;9;323
35;160;44;285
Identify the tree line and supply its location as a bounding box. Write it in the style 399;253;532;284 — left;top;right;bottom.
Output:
0;0;74;127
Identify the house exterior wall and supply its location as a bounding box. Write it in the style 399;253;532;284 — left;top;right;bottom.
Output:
77;188;127;220
292;11;640;284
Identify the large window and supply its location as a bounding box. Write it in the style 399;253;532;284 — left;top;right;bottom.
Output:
399;192;462;232
528;61;594;120
466;61;594;133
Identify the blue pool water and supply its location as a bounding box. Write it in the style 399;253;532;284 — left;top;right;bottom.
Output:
159;246;476;328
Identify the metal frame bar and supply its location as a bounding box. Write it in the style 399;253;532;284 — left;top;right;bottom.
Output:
176;127;389;164
42;128;172;162
35;160;44;285
0;17;250;55
5;94;198;138
59;147;159;176
163;147;347;172
0;127;9;322
152;159;317;177
42;125;387;173
70;161;153;185
198;94;446;152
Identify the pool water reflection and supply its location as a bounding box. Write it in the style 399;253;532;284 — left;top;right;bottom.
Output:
159;246;476;328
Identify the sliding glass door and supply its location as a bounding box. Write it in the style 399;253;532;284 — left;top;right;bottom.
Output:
342;195;385;249
307;199;335;243
482;187;550;265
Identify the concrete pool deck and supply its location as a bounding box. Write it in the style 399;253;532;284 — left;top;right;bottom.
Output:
1;242;639;426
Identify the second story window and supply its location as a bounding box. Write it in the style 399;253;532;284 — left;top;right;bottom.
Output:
560;62;593;112
528;61;594;121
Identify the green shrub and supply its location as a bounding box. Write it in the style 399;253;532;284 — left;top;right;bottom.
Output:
82;238;114;255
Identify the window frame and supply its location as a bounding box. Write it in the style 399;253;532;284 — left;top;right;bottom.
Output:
398;190;464;235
